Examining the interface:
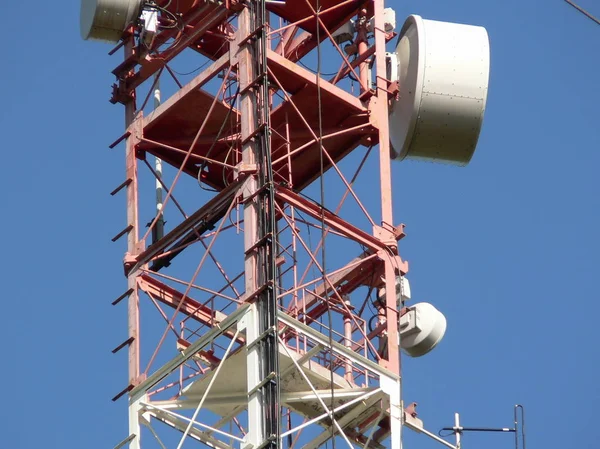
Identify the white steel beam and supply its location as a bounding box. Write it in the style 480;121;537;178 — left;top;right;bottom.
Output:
146;409;234;449
239;303;264;449
143;403;246;444
151;387;377;410
277;311;398;382
404;419;458;449
208;405;245;436
177;329;241;449
281;389;383;439
279;344;324;378
381;376;402;449
278;337;355;449
303;390;383;449
129;304;249;401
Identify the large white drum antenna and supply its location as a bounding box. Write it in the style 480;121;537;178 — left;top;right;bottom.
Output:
388;15;491;166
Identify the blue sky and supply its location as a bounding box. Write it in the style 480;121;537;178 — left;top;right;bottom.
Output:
1;1;598;448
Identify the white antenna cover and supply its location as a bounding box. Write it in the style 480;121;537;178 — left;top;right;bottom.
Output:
399;302;447;357
81;0;143;42
389;15;490;166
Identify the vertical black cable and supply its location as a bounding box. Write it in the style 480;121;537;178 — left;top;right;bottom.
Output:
253;1;280;447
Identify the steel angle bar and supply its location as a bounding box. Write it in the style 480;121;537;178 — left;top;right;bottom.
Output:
300;0;367;92
279;253;377;302
564;0;600;25
266;67;375;226
150;388;372;410
113;434;136;449
267;0;356;37
146;409;234;449
281;388;383;438
140;137;237;169
123;6;230;93
297;144;376;286
279;344;324;377
149;395;248;409
284;388;376;403
277;337;355;449
130;304;249;400
130;175;247;274
271;123;370;166
277;312;398;382
143;420;168;449
207;405;245;436
143;52;231;129
302;390;385;449
363;408;386;449
143;402;246;444
275;186;384;251
142;62;234;244
404;420;458;449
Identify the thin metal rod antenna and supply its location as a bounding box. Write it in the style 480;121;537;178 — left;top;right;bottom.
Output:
442;405;528;448
454;413;461;449
153;73;165;243
445;427;515;433
514;404;526;449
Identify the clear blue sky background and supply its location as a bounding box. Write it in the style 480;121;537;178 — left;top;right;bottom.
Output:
1;1;598;448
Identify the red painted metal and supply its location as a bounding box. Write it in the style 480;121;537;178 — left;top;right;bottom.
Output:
107;1;407;445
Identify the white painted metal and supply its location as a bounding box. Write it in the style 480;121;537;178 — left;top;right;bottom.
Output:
129;304;249;399
455;412;462;448
277;311;399;382
143;403;246;443
380;376;402;449
386;52;398;86
399;302;447;357
128;395;144;449
141;417;168;449
404;419;459;449
177;329;240;449
332;20;355;44
302;389;385;449
80;0;143;42
280;389;383;439
145;408;234;449
152;388;377;410
377;275;411;305
141;8;159;48
239;305;264;449
182;342;354;417
389;14;490;166
278;337;355;449
368;8;396;33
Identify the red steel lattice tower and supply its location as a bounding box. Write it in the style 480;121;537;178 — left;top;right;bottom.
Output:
82;0;480;448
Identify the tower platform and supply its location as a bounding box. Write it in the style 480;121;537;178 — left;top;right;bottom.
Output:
178;344;390;448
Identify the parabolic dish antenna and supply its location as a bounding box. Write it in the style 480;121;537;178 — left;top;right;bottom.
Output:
400;302;447;358
81;0;143;42
389;15;490;166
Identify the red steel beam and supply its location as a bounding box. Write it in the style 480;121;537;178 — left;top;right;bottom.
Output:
128;174;247;275
275;185;386;252
267;49;366;113
113;4;229;100
138;274;244;344
143;52;231;130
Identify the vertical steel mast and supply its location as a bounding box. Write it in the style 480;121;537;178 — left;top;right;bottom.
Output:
105;1;407;448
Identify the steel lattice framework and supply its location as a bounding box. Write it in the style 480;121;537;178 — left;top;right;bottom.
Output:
106;1;413;448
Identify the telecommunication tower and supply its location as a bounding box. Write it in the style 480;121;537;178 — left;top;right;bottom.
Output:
80;1;505;449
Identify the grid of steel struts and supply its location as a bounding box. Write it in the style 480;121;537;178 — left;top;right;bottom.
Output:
108;1;408;448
